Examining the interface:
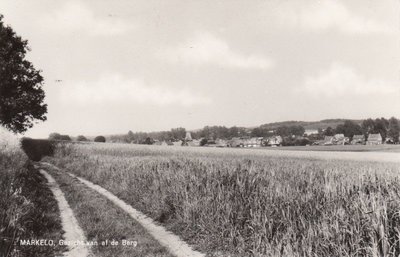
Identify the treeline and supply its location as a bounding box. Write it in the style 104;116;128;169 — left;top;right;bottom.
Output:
48;117;400;145
48;133;106;143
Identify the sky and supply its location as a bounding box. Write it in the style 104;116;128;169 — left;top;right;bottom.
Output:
1;0;399;138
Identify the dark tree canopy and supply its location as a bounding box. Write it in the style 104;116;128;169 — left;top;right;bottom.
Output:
388;117;400;143
335;120;363;138
0;15;47;133
76;135;88;141
94;136;106;143
48;133;71;141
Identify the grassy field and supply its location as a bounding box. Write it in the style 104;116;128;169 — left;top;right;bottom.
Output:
47;143;400;256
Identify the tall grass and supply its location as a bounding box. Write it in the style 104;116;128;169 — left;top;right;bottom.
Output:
0;146;31;256
49;143;400;256
0;142;66;256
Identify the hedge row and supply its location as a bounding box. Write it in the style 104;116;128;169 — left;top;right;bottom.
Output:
20;138;56;161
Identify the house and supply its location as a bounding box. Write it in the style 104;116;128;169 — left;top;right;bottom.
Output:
351;135;365;145
332;134;349;145
228;137;244;147
215;139;228;147
172;140;183;146
153;140;162;145
192;139;200;146
244;137;263;147
267;136;283;146
366;133;382;145
161;140;174;146
304;129;319;136
323;136;334;145
183;139;200;147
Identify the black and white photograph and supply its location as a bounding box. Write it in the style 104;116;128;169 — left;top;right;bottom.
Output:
1;0;400;256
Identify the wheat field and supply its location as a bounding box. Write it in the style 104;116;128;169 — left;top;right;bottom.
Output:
48;143;400;256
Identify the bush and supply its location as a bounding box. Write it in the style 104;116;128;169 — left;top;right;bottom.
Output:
94;136;106;143
76;135;88;141
200;138;208;146
20;138;55;161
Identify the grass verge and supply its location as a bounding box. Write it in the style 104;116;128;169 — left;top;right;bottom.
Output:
0;147;66;257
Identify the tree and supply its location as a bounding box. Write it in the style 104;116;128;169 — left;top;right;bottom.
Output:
373;118;389;141
58;135;71;141
127;130;134;142
388;117;400;143
94;136;106;143
143;137;153;145
48;133;70;141
362;118;375;136
335;120;362;138
49;132;62;140
324;127;334;136
0;15;47;133
200;138;208;146
76;135;88;141
170;127;186;140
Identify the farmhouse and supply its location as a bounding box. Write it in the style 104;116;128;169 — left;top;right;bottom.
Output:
304;129;319;136
172;140;183;146
161;141;174;146
243;137;263;147
215;139;228;147
366;133;382;145
323;136;334;145
153;140;162;145
351;135;365;145
267;136;283;146
332;134;349;145
228;137;244;147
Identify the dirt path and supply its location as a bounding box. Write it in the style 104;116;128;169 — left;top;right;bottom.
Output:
41;162;205;257
37;167;91;257
67;172;205;257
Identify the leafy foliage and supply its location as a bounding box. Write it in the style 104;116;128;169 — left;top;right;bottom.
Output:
48;133;71;141
76;135;88;142
0;15;47;133
94;136;106;143
20;138;55;161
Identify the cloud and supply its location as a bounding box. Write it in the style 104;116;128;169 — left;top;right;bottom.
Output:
302;63;399;97
162;32;273;70
40;2;131;36
59;74;211;106
275;1;393;34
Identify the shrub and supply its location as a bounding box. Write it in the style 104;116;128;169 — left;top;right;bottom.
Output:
94;136;106;143
76;135;88;141
200;138;208;146
20;138;55;161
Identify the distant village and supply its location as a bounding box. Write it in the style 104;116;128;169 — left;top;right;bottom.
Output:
134;131;393;148
49;117;400;147
103;118;400;148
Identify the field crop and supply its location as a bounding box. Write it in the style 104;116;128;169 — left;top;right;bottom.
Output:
48;143;400;256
